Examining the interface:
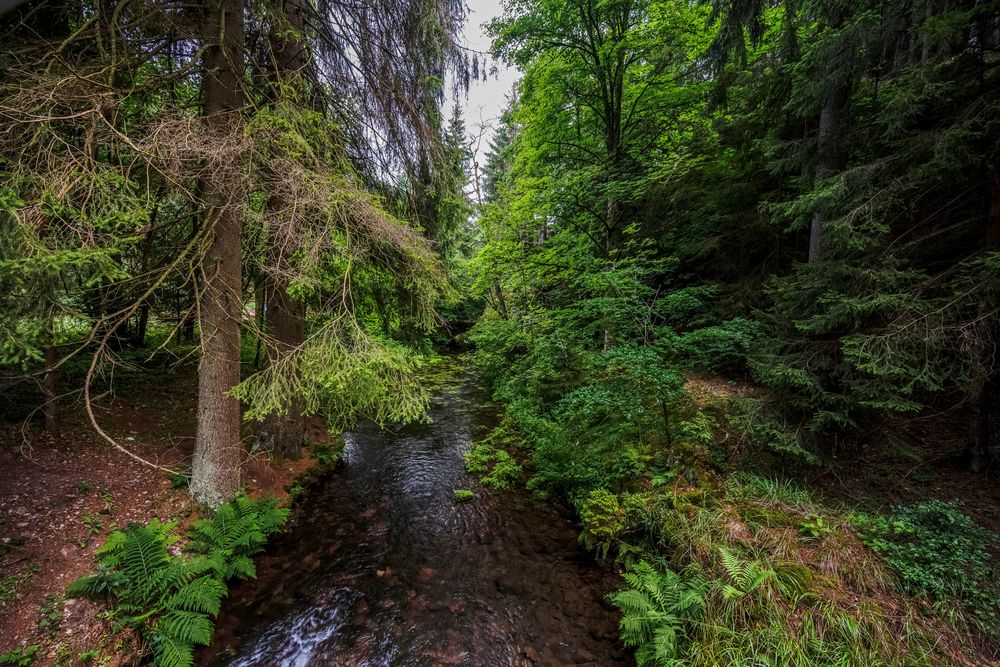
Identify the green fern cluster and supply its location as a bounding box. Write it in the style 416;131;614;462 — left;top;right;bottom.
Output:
67;497;287;667
609;561;705;666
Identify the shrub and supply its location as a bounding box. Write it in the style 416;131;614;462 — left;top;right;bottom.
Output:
0;646;38;666
453;489;475;502
464;442;522;489
578;489;625;562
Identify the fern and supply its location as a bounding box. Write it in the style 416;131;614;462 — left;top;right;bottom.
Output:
67;497;287;667
609;561;705;666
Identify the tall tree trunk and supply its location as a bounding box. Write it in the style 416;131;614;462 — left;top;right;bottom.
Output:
808;82;850;263
255;0;308;459
808;3;851;264
967;158;1000;471
190;0;245;509
258;280;307;458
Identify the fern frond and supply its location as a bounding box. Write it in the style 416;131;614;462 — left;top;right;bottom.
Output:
157;610;214;646
150;634;194;667
167;576;227;616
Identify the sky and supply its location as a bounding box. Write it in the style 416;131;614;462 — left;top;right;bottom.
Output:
454;0;519;174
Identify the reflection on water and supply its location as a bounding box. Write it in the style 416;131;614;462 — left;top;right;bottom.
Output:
205;359;629;666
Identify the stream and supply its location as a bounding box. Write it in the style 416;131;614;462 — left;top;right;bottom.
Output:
204;359;630;667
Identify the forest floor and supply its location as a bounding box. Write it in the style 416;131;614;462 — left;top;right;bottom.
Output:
0;365;329;665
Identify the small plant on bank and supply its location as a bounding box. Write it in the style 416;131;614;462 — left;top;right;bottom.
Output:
796;513;831;541
79;513;104;548
312;441;342;466
37;594;62;637
453;489;475;502
609;560;705;666
0;646;38;666
67;496;287;667
578;489;625;562
464;442;522;489
0;564;40;605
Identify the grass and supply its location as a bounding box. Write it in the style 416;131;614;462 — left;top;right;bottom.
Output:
604;471;989;666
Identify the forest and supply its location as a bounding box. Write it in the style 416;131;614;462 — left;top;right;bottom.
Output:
0;0;998;665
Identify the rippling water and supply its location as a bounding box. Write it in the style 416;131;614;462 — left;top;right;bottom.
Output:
204;359;629;666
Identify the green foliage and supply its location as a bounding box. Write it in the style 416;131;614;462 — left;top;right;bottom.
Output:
0;565;40;605
578;489;626;562
464;441;522;490
0;646;38;666
452;489;475;502
186;496;288;580
609;561;705;666
795;513;831;541
311;441;343;466
854;500;1000;639
67;497;287;667
79;514;104;548
37;595;62;638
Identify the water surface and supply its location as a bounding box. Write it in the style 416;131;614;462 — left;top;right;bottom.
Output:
205;359;629;666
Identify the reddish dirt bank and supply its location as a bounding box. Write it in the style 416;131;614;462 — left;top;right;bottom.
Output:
0;368;324;665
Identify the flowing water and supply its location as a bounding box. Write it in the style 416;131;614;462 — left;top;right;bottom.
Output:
204;359;630;667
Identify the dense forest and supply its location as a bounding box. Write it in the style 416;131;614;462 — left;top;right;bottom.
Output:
1;0;999;664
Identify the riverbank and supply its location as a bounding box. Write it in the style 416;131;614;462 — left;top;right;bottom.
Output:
0;365;332;665
465;371;1000;666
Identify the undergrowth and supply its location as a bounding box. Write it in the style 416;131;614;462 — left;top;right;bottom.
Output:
603;471;983;666
854;499;1000;646
67;496;287;667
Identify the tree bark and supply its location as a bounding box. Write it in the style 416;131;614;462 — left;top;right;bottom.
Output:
255;0;309;459
190;0;245;509
808;82;850;263
808;3;851;264
967;157;1000;471
258;283;307;458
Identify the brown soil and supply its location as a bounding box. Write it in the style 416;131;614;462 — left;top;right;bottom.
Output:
0;367;326;665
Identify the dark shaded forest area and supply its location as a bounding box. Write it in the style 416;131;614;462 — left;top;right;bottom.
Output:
1;0;999;664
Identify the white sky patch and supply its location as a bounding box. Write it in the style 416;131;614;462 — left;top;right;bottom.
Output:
449;0;519;188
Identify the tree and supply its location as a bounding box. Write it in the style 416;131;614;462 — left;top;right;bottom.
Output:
190;0;247;508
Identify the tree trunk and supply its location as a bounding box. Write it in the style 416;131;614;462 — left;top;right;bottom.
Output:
967;156;1000;471
258;283;307;458
808;82;850;263
190;0;245;509
131;301;150;348
254;0;309;459
969;373;997;472
808;3;851;264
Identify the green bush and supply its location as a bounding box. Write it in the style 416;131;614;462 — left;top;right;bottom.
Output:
67;496;287;667
578;488;625;562
453;489;475;502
